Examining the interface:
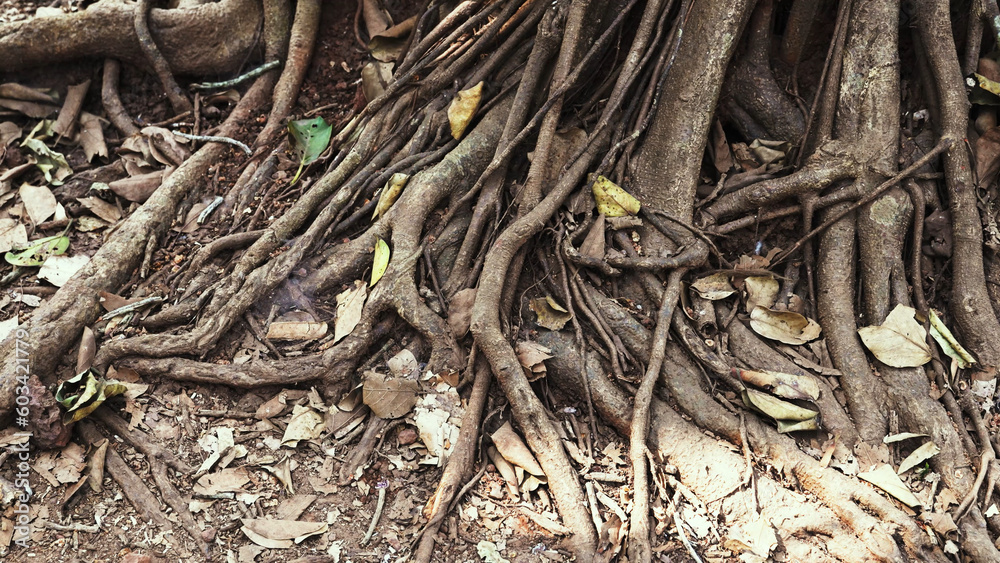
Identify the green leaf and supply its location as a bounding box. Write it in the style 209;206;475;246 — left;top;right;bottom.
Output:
55;368;127;423
370;238;390;287
288;117;332;184
20;137;72;185
928;308;976;369
5;233;70;266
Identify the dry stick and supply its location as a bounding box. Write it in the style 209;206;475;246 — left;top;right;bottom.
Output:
134;0;191;115
102;59;139;137
627;268;685;562
414;360;492;562
775;137;953;265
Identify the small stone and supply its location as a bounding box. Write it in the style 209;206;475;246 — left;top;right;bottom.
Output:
201;527;216;542
397;427;418;446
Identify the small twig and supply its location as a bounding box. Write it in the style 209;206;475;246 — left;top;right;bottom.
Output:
669;491;705;563
42;520;100;533
172;131;252;156
190;60;282;90
98;296;165;322
362;480;388;545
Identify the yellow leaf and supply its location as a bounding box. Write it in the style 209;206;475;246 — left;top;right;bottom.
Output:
371;238;390;287
591;175;640;217
373;173;409;220
448;82;483;140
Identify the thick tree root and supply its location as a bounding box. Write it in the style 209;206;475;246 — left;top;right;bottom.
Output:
0;0;262;76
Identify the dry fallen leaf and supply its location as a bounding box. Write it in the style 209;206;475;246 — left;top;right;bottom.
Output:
857;304;930;368
591;175;640;217
362;370;418;419
858;464;921;507
37;254;89;287
241;518;328;549
749;306;821;345
19;183;58;225
744;275;779;312
733;368;819;402
448;81;483;140
897;440;940;475
491;421;544;476
515;340;552;381
691;272;736;300
529;296;572;331
281;404;326;447
334;280;366;343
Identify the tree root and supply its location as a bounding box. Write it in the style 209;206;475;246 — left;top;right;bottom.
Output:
0;0;262;76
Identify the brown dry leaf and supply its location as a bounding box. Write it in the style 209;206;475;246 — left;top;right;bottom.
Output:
108;170;163;202
448;81;483;140
0;83;56;103
38;254;89;287
857;304;931;368
280;404;326;447
19;183;58;225
87;439;108;492
491;421;544;476
334;280;366;343
749;306;821;345
858;464;921;507
0;218;27;253
447;287;477;337
98;290;133;312
363;370;418;419
0;98;57;118
368;15;416;62
923;512;958;536
712;119;734;173
266;321;327;341
855;442;892;471
897;441;940;475
690;272;736;300
387;348;419;378
579;214;606;260
744;275;779;312
276;494;317;521
76;326;96;373
733;368;819;401
241;518;328;549
77;196;121;224
52;81;90;138
193;467;250;496
263;456;295;495
486;446;520;497
1;121;22;145
515;340;552;382
78;112;107;162
361;61;393;103
528;296;572;331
